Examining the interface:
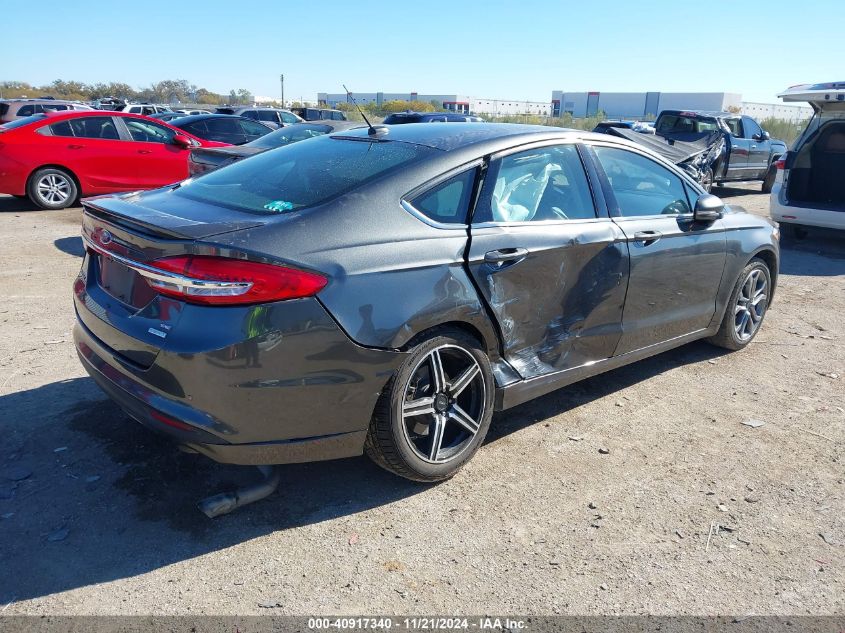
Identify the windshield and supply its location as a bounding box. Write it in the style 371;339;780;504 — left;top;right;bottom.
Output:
248;124;333;149
0;114;48;130
174;135;433;214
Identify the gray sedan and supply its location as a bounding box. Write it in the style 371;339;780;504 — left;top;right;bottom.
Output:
73;123;779;482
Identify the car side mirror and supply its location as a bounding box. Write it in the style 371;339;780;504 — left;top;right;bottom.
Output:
694;194;724;222
172;134;192;148
761;130;770;141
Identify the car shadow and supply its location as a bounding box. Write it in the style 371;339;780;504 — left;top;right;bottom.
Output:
53;236;85;257
779;225;845;276
0;195;38;213
0;339;730;604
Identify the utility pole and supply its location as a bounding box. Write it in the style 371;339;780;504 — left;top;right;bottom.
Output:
279;74;284;107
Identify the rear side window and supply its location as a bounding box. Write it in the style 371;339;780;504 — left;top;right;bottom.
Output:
0;103;8;116
206;118;239;134
239;119;270;136
280;111;299;124
17;105;36;117
725;119;743;137
69;116;119;139
173;136;433;215
409;168;477;225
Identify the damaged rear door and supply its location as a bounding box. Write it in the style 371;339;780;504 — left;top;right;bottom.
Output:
467;142;628;379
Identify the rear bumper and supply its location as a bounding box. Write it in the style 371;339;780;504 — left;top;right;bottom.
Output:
0;154;28;196
73;292;404;465
770;183;845;230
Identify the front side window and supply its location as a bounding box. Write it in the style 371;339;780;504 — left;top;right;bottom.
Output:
743;117;763;139
476;144;596;223
124;119;176;143
280;111;299;124
593;146;691;217
173;136;432;215
725;118;743;137
408;168;477;225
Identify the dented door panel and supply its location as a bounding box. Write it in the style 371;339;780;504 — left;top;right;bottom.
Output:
467;220;629;379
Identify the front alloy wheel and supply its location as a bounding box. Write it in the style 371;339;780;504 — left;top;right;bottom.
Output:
708;257;772;350
365;330;494;481
734;268;768;341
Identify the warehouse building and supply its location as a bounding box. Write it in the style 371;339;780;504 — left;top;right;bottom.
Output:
317;92;550;116
550;91;742;119
741;101;813;122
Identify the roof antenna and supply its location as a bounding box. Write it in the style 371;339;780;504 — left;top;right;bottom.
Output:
343;84;377;135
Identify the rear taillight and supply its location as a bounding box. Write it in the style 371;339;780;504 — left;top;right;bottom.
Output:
144;255;327;306
775;159;786;170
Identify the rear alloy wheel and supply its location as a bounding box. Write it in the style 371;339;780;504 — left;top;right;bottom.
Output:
708;258;771;350
27;168;78;210
365;330;494;482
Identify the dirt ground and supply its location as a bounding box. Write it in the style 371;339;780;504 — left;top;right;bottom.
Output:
0;185;842;617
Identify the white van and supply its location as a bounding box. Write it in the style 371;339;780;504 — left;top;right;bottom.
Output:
770;81;845;236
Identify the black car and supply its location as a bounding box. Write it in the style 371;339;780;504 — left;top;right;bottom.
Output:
188;121;361;176
383;110;484;124
148;111;190;122
169;114;273;146
291;107;347;122
74;124;779;485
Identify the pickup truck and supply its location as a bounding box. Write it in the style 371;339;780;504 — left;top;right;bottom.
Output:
653;110;787;192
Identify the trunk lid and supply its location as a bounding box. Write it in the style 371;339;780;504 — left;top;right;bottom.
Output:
83;187;272;239
779;82;845;114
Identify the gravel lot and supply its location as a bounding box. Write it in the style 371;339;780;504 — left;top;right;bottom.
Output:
0;185;842;616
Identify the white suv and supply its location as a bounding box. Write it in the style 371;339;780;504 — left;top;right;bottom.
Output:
121;104;172;116
770;81;845;235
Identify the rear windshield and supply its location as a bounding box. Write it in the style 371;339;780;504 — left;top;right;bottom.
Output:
384;114;423;124
249;124;332;149
174;135;433;214
0;114;48;130
657;114;718;134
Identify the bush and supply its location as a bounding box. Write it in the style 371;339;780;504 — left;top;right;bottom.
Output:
759;117;810;146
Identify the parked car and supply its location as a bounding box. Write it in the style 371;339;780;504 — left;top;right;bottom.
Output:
188;120;361;176
176;109;212;115
653;110;787;191
121;104;172;116
290;107;347;121
148;112;190;122
770;81;845;236
214;106;302;128
0;111;228;209
72;123;779;483
0;98;94;123
383;110;484;124
170;114;274;146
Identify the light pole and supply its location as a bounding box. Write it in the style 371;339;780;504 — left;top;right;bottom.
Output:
279;74;284;106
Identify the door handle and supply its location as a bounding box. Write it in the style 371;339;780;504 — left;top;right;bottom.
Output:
484;247;529;264
632;230;662;244
138;149;153;154
67;144;84;149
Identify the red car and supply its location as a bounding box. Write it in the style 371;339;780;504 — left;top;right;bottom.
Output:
0;111;229;209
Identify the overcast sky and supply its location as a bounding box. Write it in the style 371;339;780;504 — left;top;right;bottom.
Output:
3;0;839;104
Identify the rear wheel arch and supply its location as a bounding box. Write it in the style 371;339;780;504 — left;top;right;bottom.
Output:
400;321;490;356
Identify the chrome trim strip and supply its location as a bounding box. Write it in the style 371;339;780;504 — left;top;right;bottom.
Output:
82;236;252;292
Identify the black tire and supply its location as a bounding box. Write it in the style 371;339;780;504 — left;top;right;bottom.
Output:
364;328;495;482
762;165;776;193
708;258;771;351
26;167;78;210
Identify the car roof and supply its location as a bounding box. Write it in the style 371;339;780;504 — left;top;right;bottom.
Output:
332;122;582;152
660;109;736;119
